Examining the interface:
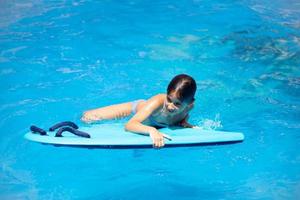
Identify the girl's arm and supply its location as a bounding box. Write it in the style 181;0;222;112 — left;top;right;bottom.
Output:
125;94;170;147
81;102;132;123
178;114;198;128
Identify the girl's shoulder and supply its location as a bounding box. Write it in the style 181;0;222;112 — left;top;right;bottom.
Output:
150;93;166;104
146;94;165;115
140;94;165;114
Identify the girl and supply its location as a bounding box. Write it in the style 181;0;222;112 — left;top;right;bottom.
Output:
81;74;197;148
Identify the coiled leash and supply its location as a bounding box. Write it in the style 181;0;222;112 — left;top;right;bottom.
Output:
30;121;90;138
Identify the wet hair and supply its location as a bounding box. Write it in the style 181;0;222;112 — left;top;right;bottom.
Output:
167;74;197;103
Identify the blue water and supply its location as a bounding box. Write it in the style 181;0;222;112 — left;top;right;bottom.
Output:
1;0;300;199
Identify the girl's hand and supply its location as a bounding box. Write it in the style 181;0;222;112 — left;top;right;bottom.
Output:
81;111;98;123
178;115;195;128
148;128;171;148
180;121;195;128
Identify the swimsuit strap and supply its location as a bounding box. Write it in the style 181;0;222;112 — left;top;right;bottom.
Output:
131;99;145;114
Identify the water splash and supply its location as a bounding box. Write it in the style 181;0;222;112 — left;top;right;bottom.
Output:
197;114;223;130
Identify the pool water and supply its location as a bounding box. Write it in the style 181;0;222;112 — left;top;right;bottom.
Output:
1;0;300;199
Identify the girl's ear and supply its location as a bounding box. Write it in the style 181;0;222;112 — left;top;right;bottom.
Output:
188;99;195;109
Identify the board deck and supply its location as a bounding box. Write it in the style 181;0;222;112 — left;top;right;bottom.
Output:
24;124;244;148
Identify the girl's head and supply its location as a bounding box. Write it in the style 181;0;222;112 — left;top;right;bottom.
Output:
165;74;197;112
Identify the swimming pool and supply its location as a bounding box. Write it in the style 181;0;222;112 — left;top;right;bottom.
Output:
0;0;299;199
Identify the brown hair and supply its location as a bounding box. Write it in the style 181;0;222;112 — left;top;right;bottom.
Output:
167;74;196;102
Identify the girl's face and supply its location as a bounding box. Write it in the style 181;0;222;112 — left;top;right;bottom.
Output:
164;93;194;113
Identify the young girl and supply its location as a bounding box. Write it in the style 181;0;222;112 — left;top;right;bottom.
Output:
81;74;197;148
